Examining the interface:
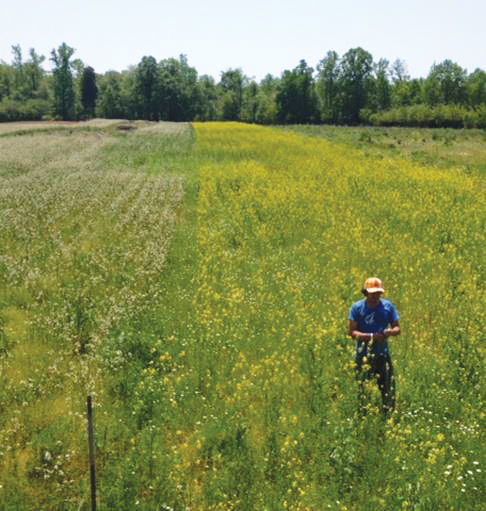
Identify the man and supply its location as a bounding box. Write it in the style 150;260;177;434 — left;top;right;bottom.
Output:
348;277;400;416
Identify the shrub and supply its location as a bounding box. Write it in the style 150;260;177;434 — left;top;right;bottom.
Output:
370;104;483;128
0;98;50;122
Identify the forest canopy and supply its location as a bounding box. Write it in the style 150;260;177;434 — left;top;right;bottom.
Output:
1;43;485;127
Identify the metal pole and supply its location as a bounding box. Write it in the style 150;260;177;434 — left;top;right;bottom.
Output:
87;396;97;511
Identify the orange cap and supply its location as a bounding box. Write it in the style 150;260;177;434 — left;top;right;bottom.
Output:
363;277;385;293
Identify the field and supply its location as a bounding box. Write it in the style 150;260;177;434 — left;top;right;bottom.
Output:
0;121;485;510
279;125;486;177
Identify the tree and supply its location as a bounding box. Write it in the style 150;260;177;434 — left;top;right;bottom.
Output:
158;55;198;121
317;51;340;123
390;59;410;84
50;43;76;120
338;47;373;124
80;66;98;117
120;67;138;119
424;60;467;106
241;80;259;123
372;58;391;111
24;48;46;97
466;68;486;107
195;75;218;121
276;60;318;124
134;56;161;120
0;61;13;101
390;59;413;107
11;45;26;99
97;71;125;118
70;58;85;117
219;69;246;120
255;74;278;124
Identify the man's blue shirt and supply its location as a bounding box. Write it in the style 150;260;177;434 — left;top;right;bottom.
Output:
348;298;400;358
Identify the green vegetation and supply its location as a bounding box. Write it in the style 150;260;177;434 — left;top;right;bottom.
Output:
1;44;485;126
280;125;486;177
0;121;196;508
0;121;485;510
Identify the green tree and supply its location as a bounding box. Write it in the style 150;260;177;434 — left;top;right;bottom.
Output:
424;60;467;106
97;71;125;118
390;59;411;107
338;47;373;124
134;56;161;120
391;59;409;83
158;55;198;121
120;68;138;119
0;61;13;101
70;58;85;117
11;45;24;98
255;74;278;124
466;68;486;107
317;51;340;123
373;58;391;111
219;69;246;120
276;60;318;124
360;59;391;123
241;80;259;123
80;66;98;117
24;48;46;97
50;43;76;120
195;75;218;121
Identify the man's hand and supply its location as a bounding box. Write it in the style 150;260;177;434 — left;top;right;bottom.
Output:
384;322;401;338
374;332;386;342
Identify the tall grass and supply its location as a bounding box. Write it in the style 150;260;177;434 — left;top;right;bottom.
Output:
0;121;484;510
0;123;193;508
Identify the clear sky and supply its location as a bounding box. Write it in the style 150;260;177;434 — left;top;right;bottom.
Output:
1;0;485;81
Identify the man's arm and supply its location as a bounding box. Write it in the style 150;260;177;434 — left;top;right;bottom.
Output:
348;319;400;343
384;320;400;338
348;319;373;342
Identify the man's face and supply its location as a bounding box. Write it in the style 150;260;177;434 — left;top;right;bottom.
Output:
366;291;382;306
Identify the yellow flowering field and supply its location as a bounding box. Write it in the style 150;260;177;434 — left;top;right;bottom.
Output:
182;123;485;509
0;121;484;510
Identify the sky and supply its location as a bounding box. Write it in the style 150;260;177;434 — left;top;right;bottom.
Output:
1;0;485;81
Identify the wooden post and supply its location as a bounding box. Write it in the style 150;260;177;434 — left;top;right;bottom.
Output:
87;396;97;511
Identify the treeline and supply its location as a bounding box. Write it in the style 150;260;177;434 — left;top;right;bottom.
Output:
1;43;486;127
